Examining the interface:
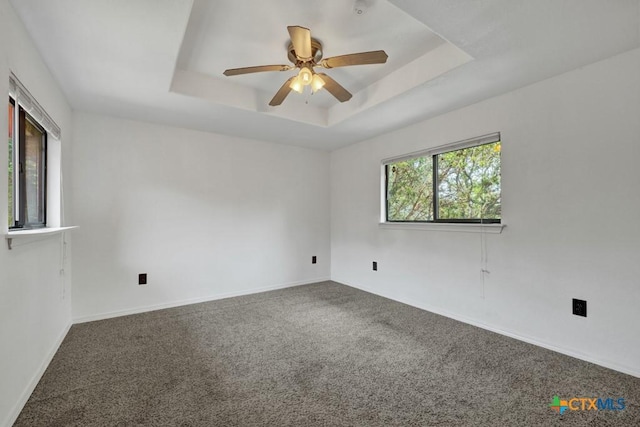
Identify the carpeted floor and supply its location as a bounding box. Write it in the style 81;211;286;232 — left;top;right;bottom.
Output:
15;281;640;426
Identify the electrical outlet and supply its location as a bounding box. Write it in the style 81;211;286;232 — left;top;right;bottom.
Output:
139;273;147;285
372;261;377;271
312;256;317;264
572;298;587;317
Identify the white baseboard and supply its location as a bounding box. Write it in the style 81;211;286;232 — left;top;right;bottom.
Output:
334;277;640;379
73;277;331;324
3;321;72;427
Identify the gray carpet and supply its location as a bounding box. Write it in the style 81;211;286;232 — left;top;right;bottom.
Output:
15;281;640;426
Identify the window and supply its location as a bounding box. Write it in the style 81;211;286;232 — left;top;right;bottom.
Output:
384;133;501;224
8;97;47;228
8;96;48;229
8;100;14;226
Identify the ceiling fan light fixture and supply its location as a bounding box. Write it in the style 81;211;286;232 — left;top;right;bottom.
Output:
289;76;304;94
298;67;313;85
311;74;325;93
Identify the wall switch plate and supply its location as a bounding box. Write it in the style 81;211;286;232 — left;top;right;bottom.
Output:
372;261;377;271
572;298;587;317
139;273;147;285
312;256;317;264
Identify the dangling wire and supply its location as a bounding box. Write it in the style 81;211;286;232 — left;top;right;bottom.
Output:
305;86;312;104
480;219;489;299
59;147;68;299
479;180;489;299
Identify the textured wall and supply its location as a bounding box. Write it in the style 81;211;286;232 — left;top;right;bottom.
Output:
331;47;640;377
70;113;331;321
0;1;74;426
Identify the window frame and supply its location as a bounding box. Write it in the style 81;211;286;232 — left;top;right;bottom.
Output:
9;96;48;230
382;133;501;225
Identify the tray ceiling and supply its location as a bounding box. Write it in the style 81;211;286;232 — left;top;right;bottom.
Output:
9;0;640;150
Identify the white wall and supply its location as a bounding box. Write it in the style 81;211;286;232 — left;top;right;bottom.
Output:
70;113;330;321
331;47;640;377
0;1;74;426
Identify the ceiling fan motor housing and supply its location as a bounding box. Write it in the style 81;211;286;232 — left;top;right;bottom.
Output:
288;38;323;65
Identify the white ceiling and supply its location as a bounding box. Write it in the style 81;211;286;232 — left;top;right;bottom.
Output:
9;0;640;150
177;1;444;102
170;0;470;128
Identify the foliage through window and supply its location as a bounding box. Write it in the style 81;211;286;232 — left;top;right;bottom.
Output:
8;97;47;229
385;136;501;223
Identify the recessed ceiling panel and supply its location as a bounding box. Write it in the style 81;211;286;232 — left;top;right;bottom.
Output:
173;0;459;112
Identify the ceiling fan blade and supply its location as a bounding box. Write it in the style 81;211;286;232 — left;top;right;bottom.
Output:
316;73;352;102
319;50;388;69
287;26;312;61
224;64;292;76
269;77;296;106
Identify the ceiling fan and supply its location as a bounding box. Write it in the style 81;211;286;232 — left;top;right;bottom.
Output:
223;26;388;106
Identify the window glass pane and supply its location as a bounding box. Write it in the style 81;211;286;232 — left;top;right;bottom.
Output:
8;101;14;227
437;142;501;220
387;156;434;221
24;118;45;225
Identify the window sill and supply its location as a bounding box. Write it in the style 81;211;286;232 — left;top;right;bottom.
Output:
379;222;505;234
6;226;78;250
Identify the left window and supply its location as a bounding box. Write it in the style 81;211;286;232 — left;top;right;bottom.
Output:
8;96;47;229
